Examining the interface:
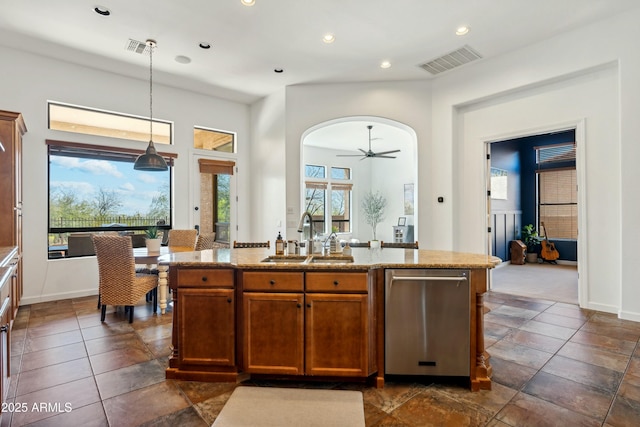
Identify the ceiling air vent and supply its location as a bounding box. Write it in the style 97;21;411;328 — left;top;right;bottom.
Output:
125;39;152;55
419;45;482;75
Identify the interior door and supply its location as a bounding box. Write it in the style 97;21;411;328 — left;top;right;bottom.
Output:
192;155;236;245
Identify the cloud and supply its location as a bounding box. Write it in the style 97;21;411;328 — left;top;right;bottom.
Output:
50;181;95;197
138;173;157;184
119;182;136;192
51;156;124;178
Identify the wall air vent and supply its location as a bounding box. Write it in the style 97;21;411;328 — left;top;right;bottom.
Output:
125;39;152;55
419;45;482;75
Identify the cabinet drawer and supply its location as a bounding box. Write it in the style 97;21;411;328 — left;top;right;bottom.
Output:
243;271;304;292
177;269;234;288
305;272;368;292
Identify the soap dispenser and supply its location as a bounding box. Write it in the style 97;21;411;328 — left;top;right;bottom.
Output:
275;232;285;255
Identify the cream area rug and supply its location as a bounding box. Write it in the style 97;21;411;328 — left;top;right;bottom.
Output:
212;386;366;427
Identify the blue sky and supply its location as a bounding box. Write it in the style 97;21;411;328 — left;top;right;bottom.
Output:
50;155;169;215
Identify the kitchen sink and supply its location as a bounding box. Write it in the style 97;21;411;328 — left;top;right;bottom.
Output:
308;255;354;264
260;256;308;264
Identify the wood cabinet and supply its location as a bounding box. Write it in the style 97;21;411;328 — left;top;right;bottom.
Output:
167;268;240;381
0;249;16;409
241;270;376;379
0;111;26;323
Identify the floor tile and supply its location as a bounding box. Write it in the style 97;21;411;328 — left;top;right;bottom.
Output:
15;357;93;397
94;359;166;400
557;341;631;372
488;357;538;390
523;371;613;420
542;355;623;393
103;382;190;427
520;319;577;340
23;329;84;353
139;406;208;427
20;342;88;372
89;346;154;375
502;329;566;353
533;311;588;329
495;392;601;427
84;332;148;356
24;402;108;427
570;330;637;356
486;340;553;370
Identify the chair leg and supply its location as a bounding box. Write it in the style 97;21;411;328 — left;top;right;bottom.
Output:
128;306;134;323
101;305;106;322
97;294;101;309
153;288;158;314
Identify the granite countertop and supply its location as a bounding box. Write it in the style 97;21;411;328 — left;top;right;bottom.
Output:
159;247;502;270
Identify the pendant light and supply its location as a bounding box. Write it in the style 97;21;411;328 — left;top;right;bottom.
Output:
134;39;168;171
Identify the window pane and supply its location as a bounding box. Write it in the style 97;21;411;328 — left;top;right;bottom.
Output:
539;169;577;239
49;102;171;145
331;188;351;233
48;146;171;257
194;127;235;153
305;164;325;178
305;185;325;234
331;167;350;180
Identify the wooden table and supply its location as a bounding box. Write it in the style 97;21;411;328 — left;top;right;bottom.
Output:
134;246;193;314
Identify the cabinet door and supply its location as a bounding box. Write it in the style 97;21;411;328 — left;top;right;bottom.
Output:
243;292;304;375
178;288;235;366
305;293;369;377
0;295;10;403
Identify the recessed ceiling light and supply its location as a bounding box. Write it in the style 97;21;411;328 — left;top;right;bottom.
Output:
323;33;335;44
241;0;255;6
380;61;391;69
199;42;211;49
456;26;470;36
94;6;110;16
274;68;284;73
175;55;191;64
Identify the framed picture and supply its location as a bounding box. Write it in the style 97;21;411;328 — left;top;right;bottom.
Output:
404;183;414;215
398;217;406;226
490;167;508;200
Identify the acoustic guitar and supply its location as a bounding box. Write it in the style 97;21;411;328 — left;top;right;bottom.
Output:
540;222;560;263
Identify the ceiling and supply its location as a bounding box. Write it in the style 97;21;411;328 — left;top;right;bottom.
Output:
1;0;638;105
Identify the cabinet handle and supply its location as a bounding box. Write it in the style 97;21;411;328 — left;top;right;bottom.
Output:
306;303;311;308
227;298;232;303
297;303;301;308
201;276;208;282
0;324;7;333
269;280;275;285
333;280;339;286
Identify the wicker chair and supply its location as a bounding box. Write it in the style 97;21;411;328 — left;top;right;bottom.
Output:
93;235;158;323
381;241;419;249
195;232;216;250
233;241;270;248
168;229;198;249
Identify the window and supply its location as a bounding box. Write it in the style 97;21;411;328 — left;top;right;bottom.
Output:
304;164;352;234
536;142;577;240
47;140;175;258
48;102;172;145
194;127;235;153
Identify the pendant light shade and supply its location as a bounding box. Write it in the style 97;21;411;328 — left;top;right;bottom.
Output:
134;39;168;171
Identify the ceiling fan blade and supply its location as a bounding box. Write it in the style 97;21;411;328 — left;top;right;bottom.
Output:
375;155;397;159
374;149;401;156
336;154;365;157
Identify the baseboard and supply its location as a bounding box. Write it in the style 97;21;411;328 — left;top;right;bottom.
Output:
21;289;98;306
619;309;640;323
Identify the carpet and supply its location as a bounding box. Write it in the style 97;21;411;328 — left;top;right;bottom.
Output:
212;386;365;427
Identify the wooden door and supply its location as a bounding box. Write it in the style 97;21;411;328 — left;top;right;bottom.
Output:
305;293;369;377
178;288;235;366
243;292;304;375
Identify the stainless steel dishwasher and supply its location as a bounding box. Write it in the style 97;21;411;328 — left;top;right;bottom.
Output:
385;269;470;376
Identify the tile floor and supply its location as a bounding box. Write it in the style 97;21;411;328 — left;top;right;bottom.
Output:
2;291;639;426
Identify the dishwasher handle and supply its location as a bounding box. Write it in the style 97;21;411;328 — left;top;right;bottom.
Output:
388;275;467;289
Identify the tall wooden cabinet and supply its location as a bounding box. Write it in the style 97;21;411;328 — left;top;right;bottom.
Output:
0;110;25;323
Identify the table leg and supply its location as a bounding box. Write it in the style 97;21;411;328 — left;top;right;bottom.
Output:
158;265;169;314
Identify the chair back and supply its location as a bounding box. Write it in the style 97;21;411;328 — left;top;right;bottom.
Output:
168;229;198;249
233;241;270;248
381;241;419;249
195;232;216;250
92;235;137;304
67;233;96;257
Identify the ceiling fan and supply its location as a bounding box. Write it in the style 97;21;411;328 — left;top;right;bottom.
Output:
337;125;400;160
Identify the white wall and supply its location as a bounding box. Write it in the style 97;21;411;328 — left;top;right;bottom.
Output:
0;45;250;304
280;81;432;243
429;10;640;320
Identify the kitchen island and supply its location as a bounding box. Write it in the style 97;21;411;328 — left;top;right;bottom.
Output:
161;247;500;390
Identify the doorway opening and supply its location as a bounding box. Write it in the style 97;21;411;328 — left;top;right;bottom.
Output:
487;129;579;304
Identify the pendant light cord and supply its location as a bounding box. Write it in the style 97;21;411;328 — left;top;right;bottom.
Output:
148;40;154;143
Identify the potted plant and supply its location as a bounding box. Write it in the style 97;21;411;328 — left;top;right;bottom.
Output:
362;190;386;248
144;226;162;253
521;224;541;263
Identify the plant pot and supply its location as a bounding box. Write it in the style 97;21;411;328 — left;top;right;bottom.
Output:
146;238;162;253
370;240;380;249
525;252;538;263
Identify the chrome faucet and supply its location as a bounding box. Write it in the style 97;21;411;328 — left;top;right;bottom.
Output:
297;211;314;254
